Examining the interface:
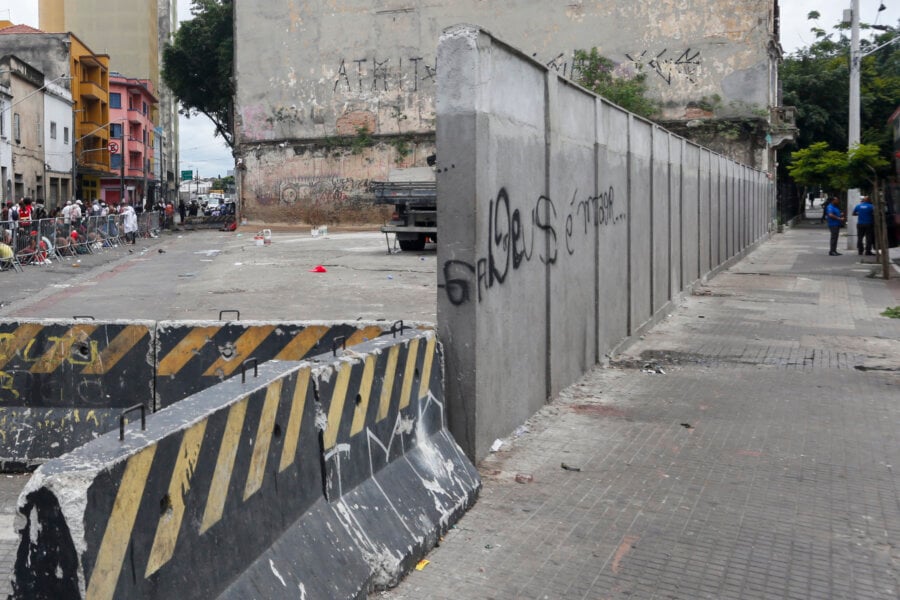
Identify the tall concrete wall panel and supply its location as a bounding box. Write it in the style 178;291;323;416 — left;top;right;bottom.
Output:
437;27;549;459
668;139;684;297
717;155;728;265
629;118;653;331
549;79;600;395
698;149;712;275
437;27;772;460
596;102;631;354
652;128;671;313
681;144;700;286
709;153;721;268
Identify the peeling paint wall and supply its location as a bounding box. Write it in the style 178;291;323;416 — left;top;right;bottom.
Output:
234;0;779;222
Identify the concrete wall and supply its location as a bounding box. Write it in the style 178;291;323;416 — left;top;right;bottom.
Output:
437;26;773;461
233;0;780;221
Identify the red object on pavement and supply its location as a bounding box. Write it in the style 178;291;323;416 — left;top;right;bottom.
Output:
309;265;327;273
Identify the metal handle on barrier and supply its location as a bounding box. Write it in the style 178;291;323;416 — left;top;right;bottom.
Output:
391;320;405;337
219;310;241;321
332;336;346;356
73;315;95;320
119;404;146;441
242;358;258;383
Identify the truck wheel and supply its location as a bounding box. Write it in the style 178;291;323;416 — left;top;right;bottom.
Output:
399;237;426;251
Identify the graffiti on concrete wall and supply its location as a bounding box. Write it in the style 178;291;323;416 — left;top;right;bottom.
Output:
531;48;702;86
278;176;372;206
328;46;703;96
623;49;702;85
439;186;626;306
333;56;437;94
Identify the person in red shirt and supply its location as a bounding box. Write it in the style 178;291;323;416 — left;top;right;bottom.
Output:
164;202;175;229
17;198;32;225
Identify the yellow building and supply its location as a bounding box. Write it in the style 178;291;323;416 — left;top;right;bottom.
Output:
0;23;112;201
40;0;180;205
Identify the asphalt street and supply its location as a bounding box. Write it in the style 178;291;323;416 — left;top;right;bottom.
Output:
0;226;438;322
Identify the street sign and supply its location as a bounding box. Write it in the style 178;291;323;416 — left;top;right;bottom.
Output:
181;170;193;181
108;140;119;154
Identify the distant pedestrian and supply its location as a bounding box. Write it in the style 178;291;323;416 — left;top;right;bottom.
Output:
825;197;845;256
165;202;175;229
32;199;47;222
120;201;138;244
178;199;186;224
851;196;875;256
70;200;83;226
61;200;73;225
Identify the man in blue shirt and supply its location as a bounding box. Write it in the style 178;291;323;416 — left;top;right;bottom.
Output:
851;196;875;255
825;197;845;256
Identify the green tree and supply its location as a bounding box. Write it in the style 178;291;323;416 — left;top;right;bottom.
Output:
162;0;234;148
780;14;900;171
788;142;888;193
573;48;658;118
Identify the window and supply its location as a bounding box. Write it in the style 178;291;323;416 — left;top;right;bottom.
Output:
110;93;121;109
143;102;148;115
13;113;19;143
64;126;69;144
50;122;57;139
110;123;123;138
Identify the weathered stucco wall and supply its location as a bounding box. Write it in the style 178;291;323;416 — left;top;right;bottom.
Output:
234;0;779;222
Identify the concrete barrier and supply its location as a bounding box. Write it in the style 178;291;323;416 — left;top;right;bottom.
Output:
10;329;480;599
155;320;389;408
0;319;398;468
0;319;155;469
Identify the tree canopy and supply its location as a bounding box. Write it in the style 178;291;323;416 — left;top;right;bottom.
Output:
787;141;889;193
780;13;900;182
162;0;234;149
573;48;658;119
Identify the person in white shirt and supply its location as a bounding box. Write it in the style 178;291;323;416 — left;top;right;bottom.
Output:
61;200;73;225
121;201;138;244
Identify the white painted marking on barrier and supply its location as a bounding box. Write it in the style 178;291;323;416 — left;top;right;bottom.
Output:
324;443;351;497
269;559;287;587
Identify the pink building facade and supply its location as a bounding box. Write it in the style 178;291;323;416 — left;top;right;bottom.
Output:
101;73;157;208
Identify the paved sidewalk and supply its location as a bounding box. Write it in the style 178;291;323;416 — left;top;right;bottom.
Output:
380;227;900;599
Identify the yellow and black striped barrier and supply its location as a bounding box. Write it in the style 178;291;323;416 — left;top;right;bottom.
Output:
10;329;480;600
0;319;155;469
155;320;390;408
0;318;400;468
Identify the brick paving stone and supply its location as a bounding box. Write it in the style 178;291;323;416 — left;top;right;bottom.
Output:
376;229;900;600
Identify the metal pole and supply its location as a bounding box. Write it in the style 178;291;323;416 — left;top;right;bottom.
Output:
120;145;125;206
71;108;76;202
846;0;861;250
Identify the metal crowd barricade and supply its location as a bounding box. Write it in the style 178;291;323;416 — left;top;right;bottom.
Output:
0;209;173;274
0;218;23;271
137;211;160;239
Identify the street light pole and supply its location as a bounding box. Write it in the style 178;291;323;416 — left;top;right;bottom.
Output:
120;138;126;205
846;0;861;250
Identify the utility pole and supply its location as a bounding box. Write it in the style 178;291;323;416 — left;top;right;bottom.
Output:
845;0;861;250
119;146;125;205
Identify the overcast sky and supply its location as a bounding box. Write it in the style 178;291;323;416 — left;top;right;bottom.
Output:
0;1;898;178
